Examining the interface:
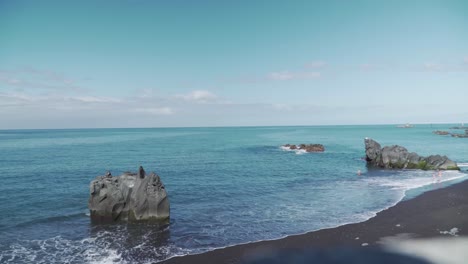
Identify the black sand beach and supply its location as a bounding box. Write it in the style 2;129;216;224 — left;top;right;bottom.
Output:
163;178;468;264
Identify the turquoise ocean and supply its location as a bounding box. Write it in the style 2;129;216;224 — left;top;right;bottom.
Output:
1;124;467;263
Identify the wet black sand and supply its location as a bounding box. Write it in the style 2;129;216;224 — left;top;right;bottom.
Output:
162;179;468;264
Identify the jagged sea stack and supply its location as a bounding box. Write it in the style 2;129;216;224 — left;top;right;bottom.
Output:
364;138;459;170
88;166;170;223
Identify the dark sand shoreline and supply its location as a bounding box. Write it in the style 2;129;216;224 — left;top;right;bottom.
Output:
163;178;468;264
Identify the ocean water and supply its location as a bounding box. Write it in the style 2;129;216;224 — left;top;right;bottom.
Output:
0;124;467;263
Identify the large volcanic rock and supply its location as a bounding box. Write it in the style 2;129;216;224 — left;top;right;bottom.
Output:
364;138;459;170
88;166;170;223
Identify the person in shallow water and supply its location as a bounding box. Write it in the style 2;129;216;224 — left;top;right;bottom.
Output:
433;169;442;181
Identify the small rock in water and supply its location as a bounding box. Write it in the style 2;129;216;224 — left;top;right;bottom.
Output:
282;143;325;152
433;130;450;135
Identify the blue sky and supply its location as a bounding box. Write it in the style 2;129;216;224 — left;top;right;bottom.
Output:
1;0;467;128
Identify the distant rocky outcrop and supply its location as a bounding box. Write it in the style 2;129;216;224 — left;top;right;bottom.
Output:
452;133;468;138
433;130;450;135
364;138;459;170
88;166;170;223
451;129;468;138
432;129;468;138
283;144;325;152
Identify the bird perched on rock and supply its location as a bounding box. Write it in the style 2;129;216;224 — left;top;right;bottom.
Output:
138;166;146;179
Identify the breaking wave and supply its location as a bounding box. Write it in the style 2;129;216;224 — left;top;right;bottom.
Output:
0;227;192;264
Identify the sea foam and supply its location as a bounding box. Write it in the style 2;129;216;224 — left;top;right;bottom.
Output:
364;170;467;192
280;146;308;155
0;229;192;264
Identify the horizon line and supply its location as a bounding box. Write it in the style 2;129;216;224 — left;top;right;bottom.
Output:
0;122;464;131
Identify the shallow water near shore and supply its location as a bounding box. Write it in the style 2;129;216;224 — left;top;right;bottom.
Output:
1;124;467;263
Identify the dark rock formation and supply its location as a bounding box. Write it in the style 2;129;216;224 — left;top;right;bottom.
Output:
282;144;325;152
433;130;450;135
452;134;468;138
365;139;381;162
301;144;325;152
88;166;170;223
451;130;468;138
364;138;459;170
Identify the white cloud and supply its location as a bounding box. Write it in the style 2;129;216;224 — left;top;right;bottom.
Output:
300;71;322;79
134;107;174;115
0;67;83;92
267;71;321;81
268;71;294;81
1;77;22;85
134;88;158;99
0;73;21;85
358;63;398;71
360;63;377;71
0;92;122;105
0;92;37;107
70;96;121;103
423;62;444;72
175;90;218;103
304;61;327;69
418;59;468;72
271;103;293;111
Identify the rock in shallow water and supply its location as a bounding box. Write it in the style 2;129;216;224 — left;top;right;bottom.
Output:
364;138;459;170
282;144;325;152
433;130;450;135
88;167;170;223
